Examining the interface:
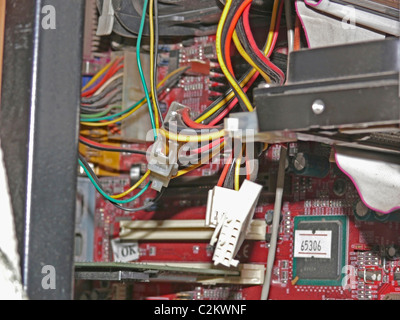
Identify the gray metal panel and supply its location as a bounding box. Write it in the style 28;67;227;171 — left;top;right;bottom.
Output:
286;38;399;84
1;0;84;299
254;38;400;133
255;81;400;132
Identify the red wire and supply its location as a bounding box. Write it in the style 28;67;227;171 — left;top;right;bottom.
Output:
181;108;219;130
79;135;127;151
217;152;233;187
242;2;285;84
81;57;124;98
209;71;259;126
224;0;253;76
191;138;224;155
208;0;283;126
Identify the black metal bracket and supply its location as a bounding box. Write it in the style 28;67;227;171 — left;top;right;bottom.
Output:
1;0;85;299
253;38;400;151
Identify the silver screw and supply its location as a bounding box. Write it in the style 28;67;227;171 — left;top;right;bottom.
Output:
293;153;306;171
312;99;325;115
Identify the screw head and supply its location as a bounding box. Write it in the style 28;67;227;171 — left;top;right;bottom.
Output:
312;99;325;115
293;153;306;171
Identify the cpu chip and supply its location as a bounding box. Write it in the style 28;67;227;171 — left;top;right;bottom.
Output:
292;216;347;286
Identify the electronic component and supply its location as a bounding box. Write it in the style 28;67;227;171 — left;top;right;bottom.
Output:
75;0;400;302
353;200;374;221
357;269;382;283
385;245;400;261
4;0;400;302
291;153;330;178
292;215;347;286
206;180;263;267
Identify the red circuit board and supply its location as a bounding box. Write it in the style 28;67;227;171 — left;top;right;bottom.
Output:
157;35;221;117
81;36;400;300
90;143;400;300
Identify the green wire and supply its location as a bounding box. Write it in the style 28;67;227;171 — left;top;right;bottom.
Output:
80;98;144;122
80;105;122;119
137;0;157;139
79;159;151;204
80;0;157;132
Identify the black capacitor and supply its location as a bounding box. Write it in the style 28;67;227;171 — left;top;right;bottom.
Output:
292;153;330;178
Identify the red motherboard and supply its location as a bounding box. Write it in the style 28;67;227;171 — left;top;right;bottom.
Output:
77;36;400;301
87;143;400;300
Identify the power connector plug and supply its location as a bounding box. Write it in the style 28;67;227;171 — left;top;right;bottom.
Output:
206;180;263;267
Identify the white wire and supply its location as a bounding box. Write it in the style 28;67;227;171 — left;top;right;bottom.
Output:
94;72;124;96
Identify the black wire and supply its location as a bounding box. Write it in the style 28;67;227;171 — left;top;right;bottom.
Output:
80;96;122;114
235;17;282;84
223;154;238;189
81;77;123;104
79;153;163;213
157;67;189;93
219;0;248;112
79;138;147;155
80;90;122;111
110;188;165;212
198;6;284;122
202;99;241;125
195;0;284;124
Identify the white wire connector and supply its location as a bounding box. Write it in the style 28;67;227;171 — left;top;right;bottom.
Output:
148;102;186;191
206;180;263;267
147;135;179;192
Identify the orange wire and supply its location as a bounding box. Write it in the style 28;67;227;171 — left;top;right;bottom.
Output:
294;15;301;51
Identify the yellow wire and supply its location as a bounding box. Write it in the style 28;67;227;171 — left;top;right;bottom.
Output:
266;0;280;56
111;170;151;199
234;144;245;191
195;70;257;123
215;0;254;112
174;142;225;178
195;0;280;124
81;59;115;92
80;66;188;127
234;157;242;191
149;0;160;129
159;127;225;143
232;31;271;83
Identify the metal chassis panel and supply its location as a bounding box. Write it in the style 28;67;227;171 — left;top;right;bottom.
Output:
253;38;400;140
1;0;84;299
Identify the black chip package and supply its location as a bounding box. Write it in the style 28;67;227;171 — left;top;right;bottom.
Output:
293;215;347;286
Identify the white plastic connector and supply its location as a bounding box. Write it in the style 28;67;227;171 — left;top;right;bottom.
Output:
96;0;115;36
206;180;263;268
148;103;187;191
147;135;179;191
